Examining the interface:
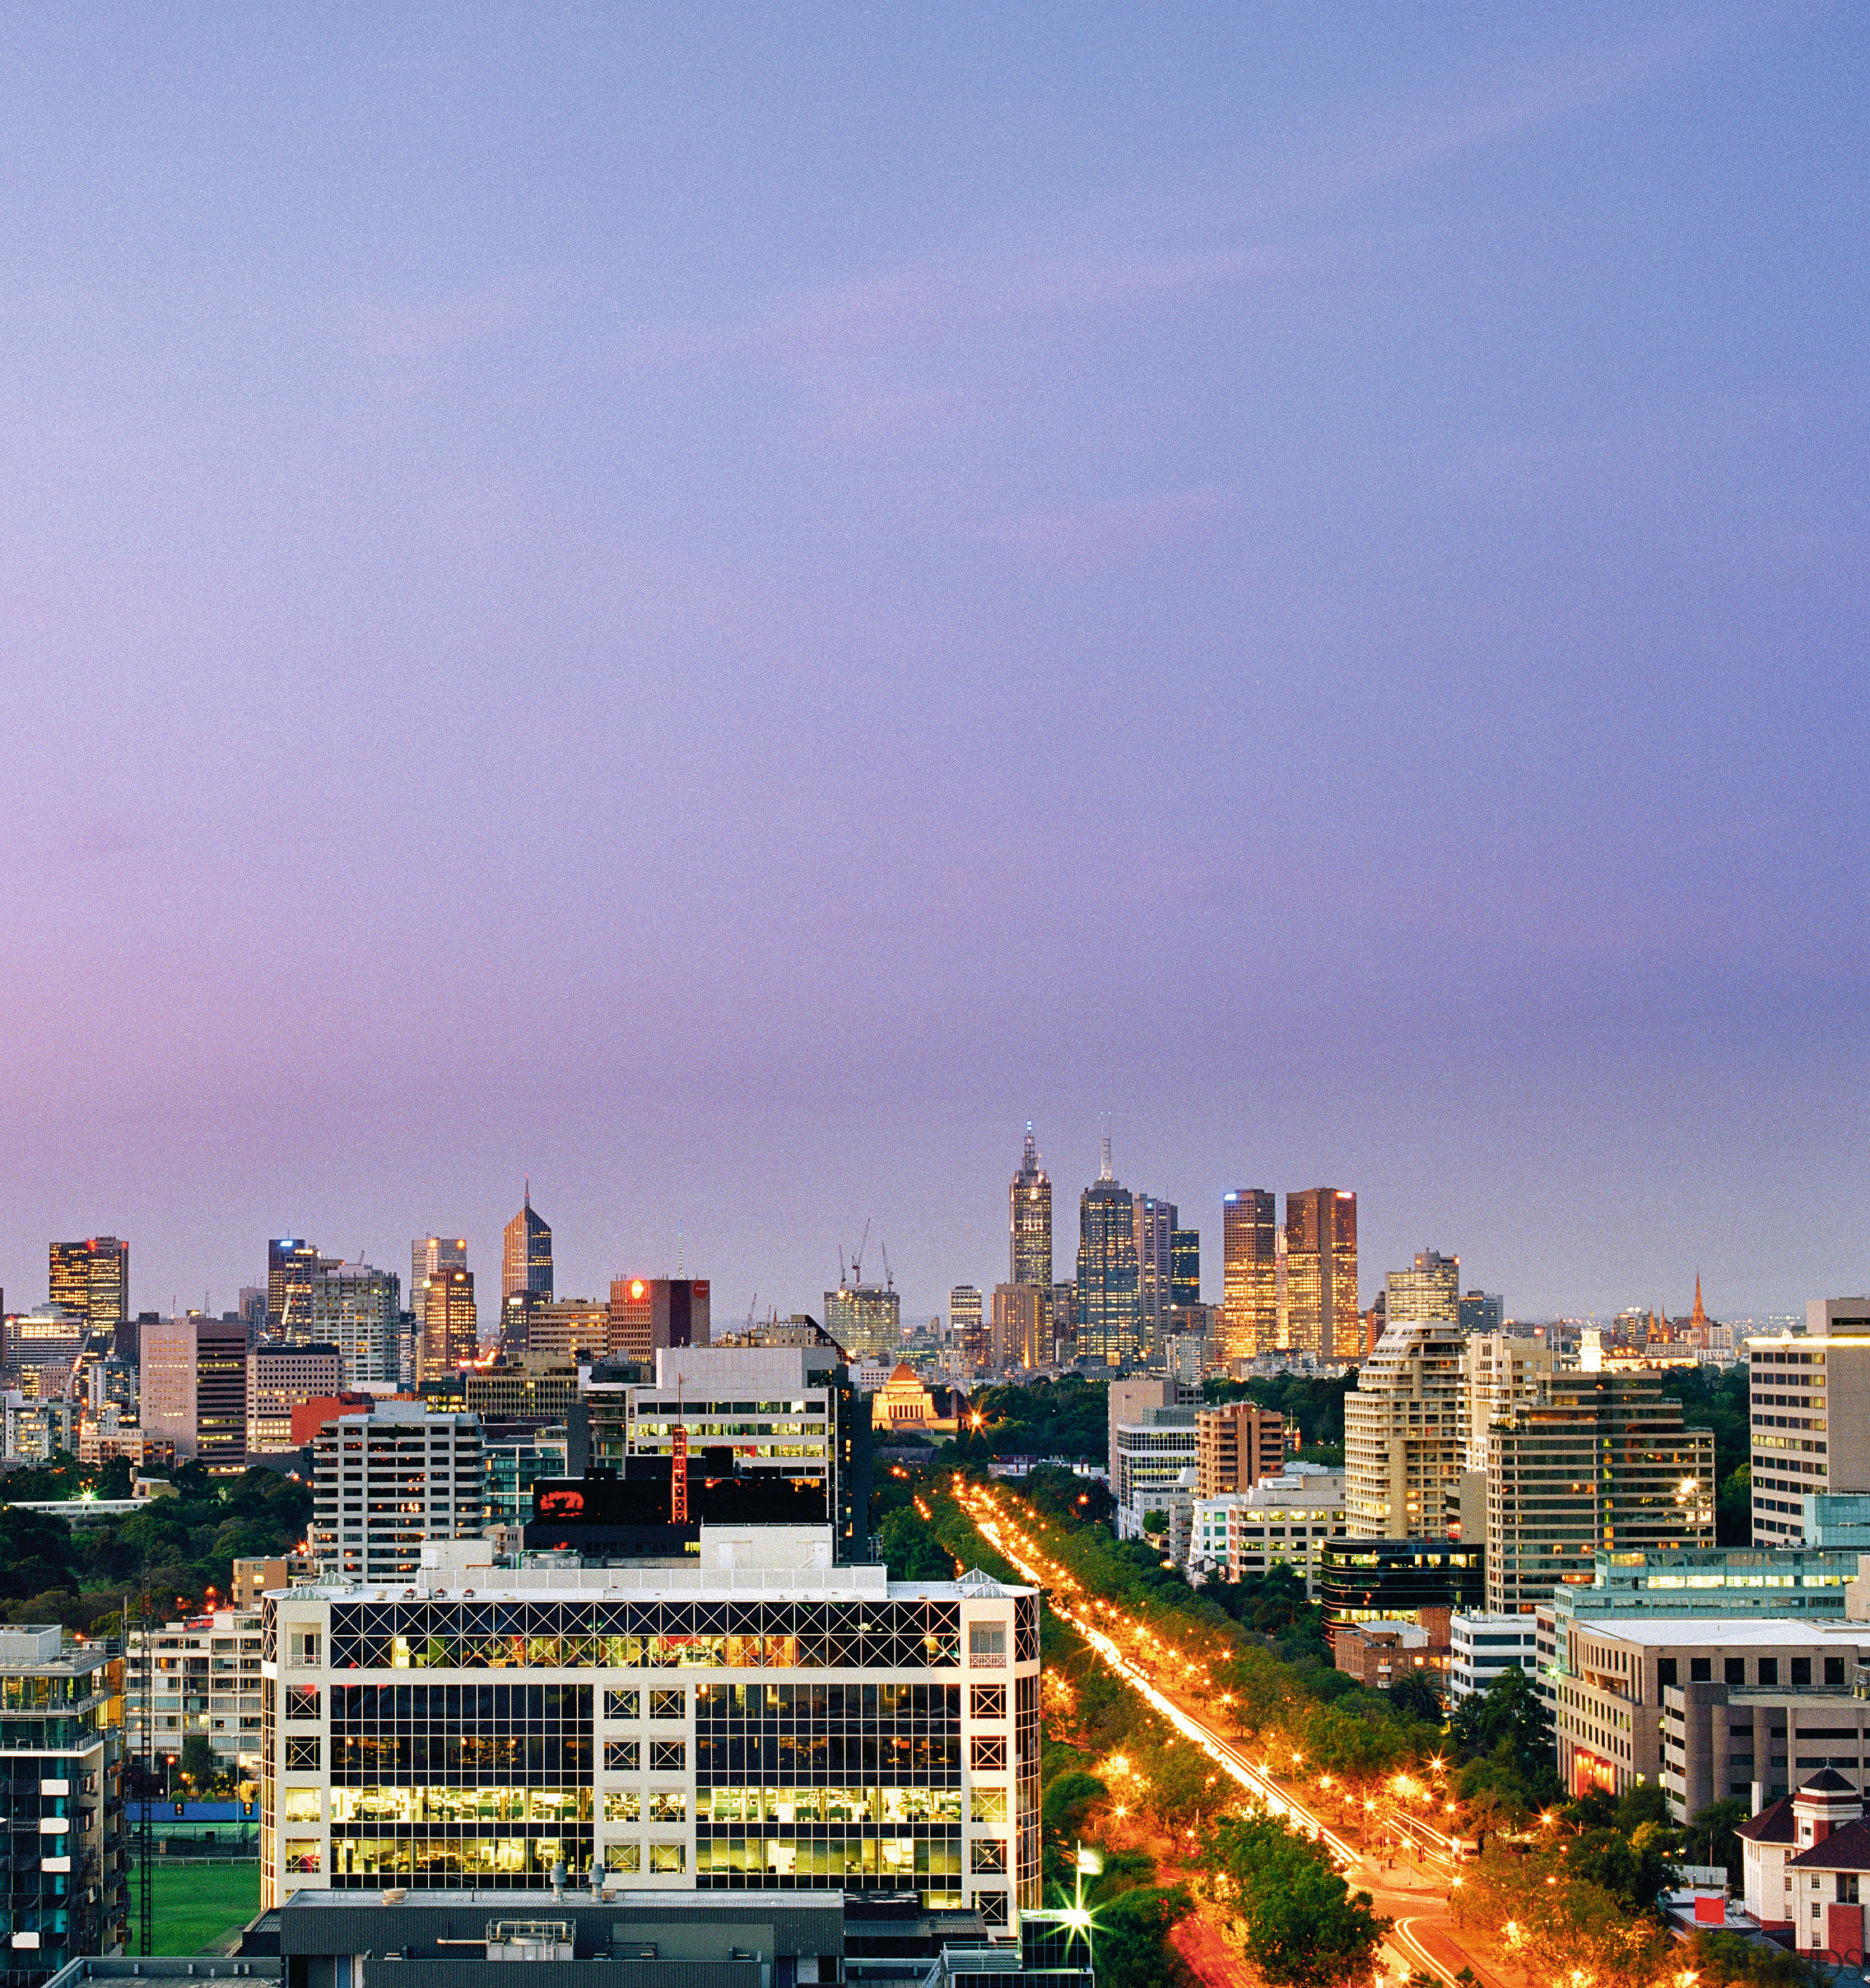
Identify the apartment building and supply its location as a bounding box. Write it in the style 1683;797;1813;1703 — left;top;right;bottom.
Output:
248;1343;343;1454
1111;1412;1196;1539
0;1627;126;1984
1194;1402;1285;1496
1343;1318;1466;1539
259;1529;1041;1930
308;1403;486;1583
1749;1301;1870;1544
124;1610;266;1781
1461;1332;1560;1474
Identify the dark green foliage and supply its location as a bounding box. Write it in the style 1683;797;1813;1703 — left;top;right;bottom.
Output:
874;1506;955;1581
1088;1884;1195;1988
1564;1824;1679;1914
1449;1665;1552;1763
1385;1670;1445;1725
0;1507;80;1599
1205;1809;1388;1988
179;1734;220;1792
1665;1364;1752;1542
0;1464;310;1629
953;1377;1111;1460
1686;1796;1749;1874
1204;1562;1321;1640
1611;1780;1671;1832
1681;1930;1824;1988
1023;1465;1115;1527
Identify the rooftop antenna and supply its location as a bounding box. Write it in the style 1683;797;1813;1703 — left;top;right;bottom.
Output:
677;1223;684;1277
1099;1116;1114;1182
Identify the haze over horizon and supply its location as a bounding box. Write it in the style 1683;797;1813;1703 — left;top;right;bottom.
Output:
2;6;1865;1326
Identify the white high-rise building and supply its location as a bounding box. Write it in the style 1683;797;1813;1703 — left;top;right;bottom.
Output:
1343;1316;1467;1539
1461;1331;1560;1475
308;1401;485;1583
310;1261;400;1387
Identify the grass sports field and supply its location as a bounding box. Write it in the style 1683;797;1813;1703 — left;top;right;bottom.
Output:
126;1859;261;1954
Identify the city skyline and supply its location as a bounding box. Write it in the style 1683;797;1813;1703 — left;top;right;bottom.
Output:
1;9;1864;1329
0;1127;1820;1333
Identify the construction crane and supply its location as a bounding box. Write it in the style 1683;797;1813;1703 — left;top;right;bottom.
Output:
849;1217;871;1290
881;1240;893;1291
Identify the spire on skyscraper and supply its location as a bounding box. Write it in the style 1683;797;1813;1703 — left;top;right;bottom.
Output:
1099;1119;1113;1182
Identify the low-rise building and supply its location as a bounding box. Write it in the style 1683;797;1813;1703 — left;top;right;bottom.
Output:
1214;1464;1346;1591
1194;1402;1285;1497
1448;1613;1540;1699
1547;1615;1870;1808
1112;1410;1195;1540
248;1343;344;1454
1333;1609;1450;1690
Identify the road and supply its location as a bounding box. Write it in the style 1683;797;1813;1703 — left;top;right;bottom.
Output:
953;1483;1512;1988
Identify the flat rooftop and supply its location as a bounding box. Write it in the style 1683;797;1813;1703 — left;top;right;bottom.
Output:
1574;1618;1870;1648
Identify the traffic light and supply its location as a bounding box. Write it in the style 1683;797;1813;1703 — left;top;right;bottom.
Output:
173;1801;184;1817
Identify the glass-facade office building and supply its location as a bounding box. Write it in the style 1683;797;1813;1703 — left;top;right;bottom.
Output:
261;1532;1039;1927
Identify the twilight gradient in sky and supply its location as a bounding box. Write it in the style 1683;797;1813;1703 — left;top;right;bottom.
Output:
1;5;1866;1326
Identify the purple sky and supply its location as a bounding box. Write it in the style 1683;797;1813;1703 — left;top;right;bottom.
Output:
2;5;1866;1326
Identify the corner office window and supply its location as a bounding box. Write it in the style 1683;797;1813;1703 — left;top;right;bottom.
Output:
284;1736;321;1771
649;1740;687;1773
604;1690;640;1720
604;1740;640;1773
649;1689;685;1720
971;1684;1006;1721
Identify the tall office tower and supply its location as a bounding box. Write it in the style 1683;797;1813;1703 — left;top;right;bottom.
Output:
822;1280;901;1361
47;1236;129;1336
262;1525;1039;1914
1486;1373;1715;1613
606;1277;712;1364
411;1234;468;1313
1195;1401;1286;1496
1386;1250;1460;1326
1461;1331;1559;1476
419;1266;478;1381
195;1313;251;1469
1132;1196;1178;1355
1219;1190;1278;1363
502;1185;553;1304
139;1313;199;1457
310;1260;401;1386
1458;1290;1504;1337
516;1296;611;1362
1050;1282;1077;1361
140;1312;251;1465
1009;1124;1052;1289
991;1284;1047;1370
1343;1314;1467;1537
949;1285;985;1365
1749;1299;1870;1544
0;1626;123;1984
248;1341;344;1452
308;1400;486;1583
1075;1134;1139;1366
268;1238;320;1336
1283;1188;1359;1362
1169;1228;1200;1309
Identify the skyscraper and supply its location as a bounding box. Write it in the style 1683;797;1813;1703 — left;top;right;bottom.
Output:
419;1266;478;1381
1132;1196;1177;1355
268;1237;319;1337
310;1260;401;1385
1075;1133;1139;1366
1220;1190;1277;1363
502;1185;553;1304
1386;1250;1460;1326
47;1236;129;1336
949;1285;985;1365
1008;1125;1051;1289
1169;1228;1200;1309
411;1234;468;1308
1283;1188;1359;1362
1458;1290;1505;1337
